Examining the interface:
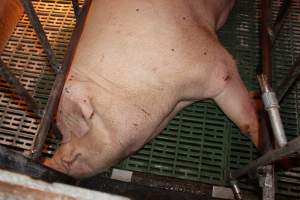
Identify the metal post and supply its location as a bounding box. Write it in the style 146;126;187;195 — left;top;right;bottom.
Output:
258;75;287;148
258;165;275;200
261;0;273;84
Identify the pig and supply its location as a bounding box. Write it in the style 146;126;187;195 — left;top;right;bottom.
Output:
44;0;260;178
0;0;23;53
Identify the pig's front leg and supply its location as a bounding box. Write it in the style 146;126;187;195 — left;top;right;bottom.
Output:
211;58;260;147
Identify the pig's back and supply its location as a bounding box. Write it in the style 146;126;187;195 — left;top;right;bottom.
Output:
63;0;232;143
54;0;236;177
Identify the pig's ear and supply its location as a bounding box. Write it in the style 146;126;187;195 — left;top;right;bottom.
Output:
57;90;94;143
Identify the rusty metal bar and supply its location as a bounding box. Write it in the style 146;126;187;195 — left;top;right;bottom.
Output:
232;135;300;179
71;0;81;19
230;1;276;199
31;0;92;160
259;0;275;151
0;59;43;118
20;0;61;74
261;0;273;84
276;56;300;102
271;0;291;43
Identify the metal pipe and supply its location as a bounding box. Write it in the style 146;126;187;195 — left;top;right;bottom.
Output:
228;174;242;200
258;74;287;148
232;134;300;179
31;0;92;160
276;56;300;102
258;165;275;200
0;59;43;118
261;0;273;84
258;3;276;199
20;0;61;74
271;0;291;43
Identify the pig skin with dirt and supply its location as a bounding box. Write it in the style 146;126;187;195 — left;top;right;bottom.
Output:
45;0;260;178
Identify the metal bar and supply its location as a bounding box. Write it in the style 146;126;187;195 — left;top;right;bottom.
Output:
232;135;300;179
0;144;75;184
260;0;273;84
71;0;81;19
31;0;92;160
228;176;242;200
257;2;276;199
271;0;291;43
0;59;43;117
276;56;300;102
258;74;287;147
258;165;275;200
20;0;61;74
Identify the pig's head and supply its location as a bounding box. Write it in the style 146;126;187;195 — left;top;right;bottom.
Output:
44;82;129;178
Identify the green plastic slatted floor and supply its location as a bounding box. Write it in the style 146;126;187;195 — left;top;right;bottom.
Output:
0;0;300;199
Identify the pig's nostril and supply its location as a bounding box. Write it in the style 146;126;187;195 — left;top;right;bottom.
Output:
61;153;82;173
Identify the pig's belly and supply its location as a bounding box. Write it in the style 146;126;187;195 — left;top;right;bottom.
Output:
47;0;258;177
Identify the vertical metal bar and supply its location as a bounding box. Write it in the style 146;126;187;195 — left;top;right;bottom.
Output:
72;0;81;19
31;0;92;160
261;0;273;84
259;2;275;199
258;75;287;148
0;59;42;118
20;0;61;74
258;165;275;200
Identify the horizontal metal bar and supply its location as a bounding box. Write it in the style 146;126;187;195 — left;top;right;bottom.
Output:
31;0;92;160
20;0;61;74
232;135;300;179
0;59;43;117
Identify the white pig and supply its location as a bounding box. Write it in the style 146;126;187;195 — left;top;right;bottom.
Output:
45;0;260;178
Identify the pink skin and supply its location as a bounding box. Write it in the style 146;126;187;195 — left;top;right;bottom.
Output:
44;0;259;178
